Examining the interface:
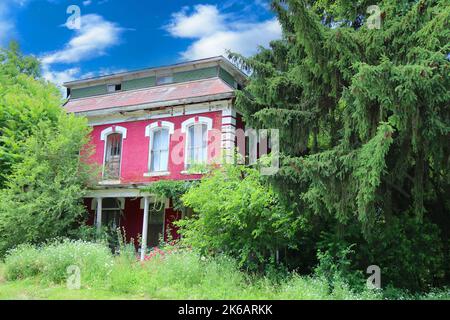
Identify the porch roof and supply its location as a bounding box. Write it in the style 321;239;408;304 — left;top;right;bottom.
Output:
64;78;235;114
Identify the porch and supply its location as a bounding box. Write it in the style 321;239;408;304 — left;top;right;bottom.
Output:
84;188;184;260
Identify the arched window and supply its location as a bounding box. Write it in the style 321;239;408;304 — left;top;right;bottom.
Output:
150;128;170;172
104;133;122;179
145;121;174;174
100;126;127;180
181;117;212;169
187;123;208;168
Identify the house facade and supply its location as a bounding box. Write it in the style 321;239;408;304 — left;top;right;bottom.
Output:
63;56;247;259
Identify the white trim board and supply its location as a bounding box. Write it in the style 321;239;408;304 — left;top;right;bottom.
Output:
86;100;230;127
85;188;154;198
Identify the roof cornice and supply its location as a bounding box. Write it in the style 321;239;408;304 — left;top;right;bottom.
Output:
63;56;247;89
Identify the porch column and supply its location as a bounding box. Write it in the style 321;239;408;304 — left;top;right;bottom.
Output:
96;197;103;232
140;196;150;261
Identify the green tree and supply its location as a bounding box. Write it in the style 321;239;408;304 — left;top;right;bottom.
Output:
0;42;94;256
0;41;61;187
230;0;449;290
180;165;297;271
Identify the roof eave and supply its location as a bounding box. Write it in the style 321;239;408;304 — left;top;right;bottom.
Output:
66;92;235;117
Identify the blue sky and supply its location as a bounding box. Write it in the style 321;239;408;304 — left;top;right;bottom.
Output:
0;0;280;89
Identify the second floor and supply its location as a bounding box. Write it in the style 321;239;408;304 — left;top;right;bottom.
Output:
86;105;244;185
63;57;247;186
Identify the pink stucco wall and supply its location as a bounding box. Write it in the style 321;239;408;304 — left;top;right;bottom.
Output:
87;111;223;184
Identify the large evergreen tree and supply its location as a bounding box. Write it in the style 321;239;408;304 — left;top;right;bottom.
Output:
231;0;449;290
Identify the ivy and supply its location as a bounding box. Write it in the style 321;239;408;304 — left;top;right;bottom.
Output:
143;180;199;211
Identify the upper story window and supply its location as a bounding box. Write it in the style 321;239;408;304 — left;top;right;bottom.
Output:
181;117;213;170
107;83;122;93
187;124;207;168
104;133;122;179
156;73;173;85
145;121;174;175
150;128;169;172
100;126;127;180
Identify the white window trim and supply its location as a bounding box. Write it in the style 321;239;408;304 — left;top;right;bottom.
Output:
181;116;212;133
181;117;212;169
145;121;174;136
100;126;127;179
145;121;174;174
100;126;127;141
107;83;122;93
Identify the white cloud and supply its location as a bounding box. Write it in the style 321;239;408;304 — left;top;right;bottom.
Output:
83;0;92;6
42;66;81;87
40;13;125;94
166;5;226;38
41;14;123;65
166;4;282;60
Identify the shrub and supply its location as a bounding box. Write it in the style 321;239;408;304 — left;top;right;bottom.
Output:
180;165;297;272
4;239;113;285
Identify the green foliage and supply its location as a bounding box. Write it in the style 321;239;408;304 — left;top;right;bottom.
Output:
0;42;95;256
0;114;94;256
230;0;450;290
4;240;113;284
180;165;297;271
1;240;382;299
6;240;450;299
360;216;445;291
0;41;40;79
143;179;198;211
0;42;62;186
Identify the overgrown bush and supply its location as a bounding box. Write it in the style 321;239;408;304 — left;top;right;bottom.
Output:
314;215;445;292
0;43;95;257
179;165;297;272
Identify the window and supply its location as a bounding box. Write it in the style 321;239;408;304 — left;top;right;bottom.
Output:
187;123;207;168
181;117;212;170
100;126;127;180
150;128;169;172
145;122;174;175
156;73;173;85
104;133;122;179
107;83;122;93
94;198;123;230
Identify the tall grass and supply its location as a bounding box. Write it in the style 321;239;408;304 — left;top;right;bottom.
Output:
4;240;113;285
3;240;381;299
1;240;427;300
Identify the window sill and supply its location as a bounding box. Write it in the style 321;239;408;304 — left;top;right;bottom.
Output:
180;170;205;175
99;180;121;185
144;171;170;177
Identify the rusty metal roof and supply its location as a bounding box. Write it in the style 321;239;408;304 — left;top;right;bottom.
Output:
64;78;235;114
